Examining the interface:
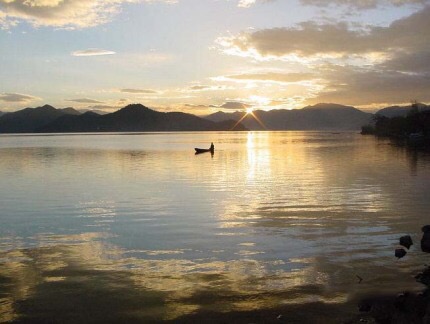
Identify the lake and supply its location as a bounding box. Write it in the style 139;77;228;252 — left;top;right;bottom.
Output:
1;131;430;323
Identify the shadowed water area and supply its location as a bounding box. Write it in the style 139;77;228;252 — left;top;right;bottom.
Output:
1;131;430;323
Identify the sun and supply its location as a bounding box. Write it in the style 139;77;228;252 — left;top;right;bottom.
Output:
231;106;266;130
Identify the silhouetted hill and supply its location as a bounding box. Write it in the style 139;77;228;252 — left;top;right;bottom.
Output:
205;103;372;130
0;111;4;117
0;105;81;133
0;102;382;133
376;104;430;118
37;104;246;132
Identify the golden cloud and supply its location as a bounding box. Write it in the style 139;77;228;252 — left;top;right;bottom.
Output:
222;72;316;83
0;0;177;29
217;7;430;60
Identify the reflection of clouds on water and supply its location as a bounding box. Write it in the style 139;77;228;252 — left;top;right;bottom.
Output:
0;232;355;322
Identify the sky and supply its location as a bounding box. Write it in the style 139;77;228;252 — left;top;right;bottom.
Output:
0;0;429;114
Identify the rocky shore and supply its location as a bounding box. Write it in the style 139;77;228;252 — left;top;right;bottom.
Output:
347;226;430;324
172;225;430;324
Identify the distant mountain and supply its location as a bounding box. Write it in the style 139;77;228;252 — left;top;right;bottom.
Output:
3;102;409;133
376;104;430;118
61;107;81;115
37;104;246;133
0;105;81;133
205;103;373;130
78;109;109;115
0;111;4;117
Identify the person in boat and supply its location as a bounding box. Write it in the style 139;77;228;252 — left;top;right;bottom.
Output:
210;142;214;152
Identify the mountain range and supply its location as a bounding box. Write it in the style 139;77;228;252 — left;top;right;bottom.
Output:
0;105;81;133
0;104;246;133
0;102;426;133
206;103;373;130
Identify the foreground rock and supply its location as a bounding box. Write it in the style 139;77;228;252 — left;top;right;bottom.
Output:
348;266;430;324
349;227;430;323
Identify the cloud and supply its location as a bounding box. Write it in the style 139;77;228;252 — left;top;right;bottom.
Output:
383;50;430;72
0;93;39;103
120;88;159;94
237;0;274;8
309;65;430;105
189;85;211;90
72;49;116;56
220;101;251;109
215;5;430;107
0;0;177;29
185;85;229;92
87;104;121;111
217;6;430;60
300;0;429;9
223;72;316;83
184;103;210;108
239;0;429;9
237;0;257;7
66;98;104;104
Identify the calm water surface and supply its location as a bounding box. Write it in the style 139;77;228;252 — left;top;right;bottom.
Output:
1;131;430;322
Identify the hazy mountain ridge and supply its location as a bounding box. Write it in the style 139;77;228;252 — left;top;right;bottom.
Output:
205;103;373;130
0;106;111;133
2;102;427;133
35;104;246;133
78;109;109;115
0;105;81;133
376;104;430;118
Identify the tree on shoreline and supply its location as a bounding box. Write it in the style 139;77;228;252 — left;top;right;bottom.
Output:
361;101;430;140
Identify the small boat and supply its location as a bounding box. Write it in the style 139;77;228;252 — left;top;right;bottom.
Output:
195;147;214;154
195;143;214;155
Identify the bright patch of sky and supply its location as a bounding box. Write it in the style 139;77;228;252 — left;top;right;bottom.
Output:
0;0;428;113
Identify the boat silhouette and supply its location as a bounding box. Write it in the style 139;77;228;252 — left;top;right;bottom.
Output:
195;143;214;155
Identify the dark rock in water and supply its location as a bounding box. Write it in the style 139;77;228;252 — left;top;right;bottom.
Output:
399;235;413;249
415;267;430;287
421;225;430;253
422;225;430;233
395;248;407;259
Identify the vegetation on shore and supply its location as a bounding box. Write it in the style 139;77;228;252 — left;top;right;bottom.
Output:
361;102;430;146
